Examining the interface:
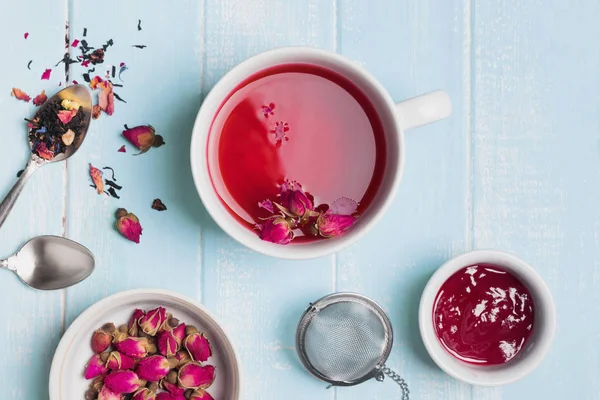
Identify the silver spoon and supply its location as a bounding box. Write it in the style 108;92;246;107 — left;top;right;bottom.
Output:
0;235;94;290
0;85;92;229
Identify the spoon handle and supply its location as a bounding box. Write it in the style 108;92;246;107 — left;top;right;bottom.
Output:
0;157;42;230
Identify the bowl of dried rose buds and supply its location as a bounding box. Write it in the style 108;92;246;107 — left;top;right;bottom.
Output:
49;289;241;400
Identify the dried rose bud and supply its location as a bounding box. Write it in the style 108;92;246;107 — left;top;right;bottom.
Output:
316;212;356;238
91;326;113;353
166;370;177;385
84;387;98;400
61;129;75;146
157;330;179;357
184;333;212;363
98;385;121;400
147;342;158;354
84;354;108;379
100;352;110;363
115;208;143;244
135;355;170;382
89;164;105;195
132;387;156;400
99;82;115;115
122;125;165;155
174;350;191;367
156;393;176;400
190;390;214;400
177;363;216;390
105;370;142;394
139;307;167;336
172;324;186;343
118;324;129;333
278;180;314;218
106;351;135;370
164;317;180;331
257;217;293;244
112;331;128;343
185;325;198;335
90;375;105;391
161;379;185;396
128;308;145;336
114;336;149;358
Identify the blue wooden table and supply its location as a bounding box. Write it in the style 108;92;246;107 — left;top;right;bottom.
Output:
0;1;596;399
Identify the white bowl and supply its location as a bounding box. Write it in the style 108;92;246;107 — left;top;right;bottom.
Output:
49;289;241;399
418;250;556;386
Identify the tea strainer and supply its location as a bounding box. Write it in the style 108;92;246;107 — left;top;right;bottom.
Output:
296;292;410;399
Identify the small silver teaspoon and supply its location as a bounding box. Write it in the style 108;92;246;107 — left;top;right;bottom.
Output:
0;84;92;229
0;236;94;290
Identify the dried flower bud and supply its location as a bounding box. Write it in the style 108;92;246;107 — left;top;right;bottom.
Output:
161;379;185;396
90;375;105;392
177;363;216;390
135;355;170;382
147;381;159;392
100;352;110;363
119;324;128;333
278;180;314;217
61;129;75;145
174;350;191;368
114;336;149;358
156;393;176;400
91;323;115;353
257;217;293;245
185;325;198;335
166;356;179;370
132;387;157;400
84;354;108;379
129;309;145;336
102;322;116;334
115;208;143;244
172;324;186;344
167;370;177;385
184;333;212;363
84;387;98;400
157;330;179;357
139;307;167;336
105;370;142;394
316;211;356;238
98;385;121;400
190;390;214;400
112;331;128;343
122;125;165;155
106;351;135;370
147;342;158;355
164;317;180;331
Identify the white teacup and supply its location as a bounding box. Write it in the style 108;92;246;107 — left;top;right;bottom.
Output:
190;47;452;259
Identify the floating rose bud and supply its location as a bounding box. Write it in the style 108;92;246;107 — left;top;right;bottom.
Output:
57;109;77;124
157;330;179;357
89;164;104;195
190;390;214;400
138;307;167;336
106;351;135;370
128;308;145;336
184;332;212;363
97;385;121;400
174;349;191;367
33;90;47;106
115;208;143;244
317;212;356;238
178;363;216;390
114;336;148;358
105;370;142;394
122;125;165;155
279;180;313;217
11;88;31;102
257;217;293;245
84;354;108;379
91;323;114;353
161;379;185;396
98;81;115;115
135;355;170;382
132;388;156;400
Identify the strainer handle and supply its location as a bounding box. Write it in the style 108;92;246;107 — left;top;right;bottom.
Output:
376;365;410;400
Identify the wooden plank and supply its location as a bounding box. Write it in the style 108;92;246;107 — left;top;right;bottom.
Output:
472;1;600;398
64;1;206;324
336;1;472;399
201;1;336;399
0;3;66;399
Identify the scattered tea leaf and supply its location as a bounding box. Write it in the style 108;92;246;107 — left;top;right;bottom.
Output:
83;73;91;82
102;166;117;181
83;28;87;37
16;169;24;178
114;93;127;103
132;45;147;49
27;60;32;70
107;187;120;199
152;199;167;211
111;65;116;78
138;19;142;31
106;179;122;190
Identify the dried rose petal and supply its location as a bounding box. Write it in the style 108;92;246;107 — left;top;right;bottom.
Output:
118;145;126;153
177;363;215;390
190;390;214;400
132;388;156;400
35;142;54;160
32;90;47;106
92;104;101;119
89;164;104;195
11;88;31;102
257;217;293;245
105;370;141;394
151;198;167;211
82;59;91;67
136;355;170;382
122;125;164;155
41;68;52;80
138;307;166;336
106;351;135;370
258;199;274;214
72;39;80;47
114;336;148;358
128;308;145;336
317;212;356;238
115;208;143;244
90;75;104;90
24;32;29;39
98;82;115;115
98;385;121;400
84;354;108;379
184;332;212;363
172;323;186;343
157;330;179;357
329;197;358;215
57;109;77;125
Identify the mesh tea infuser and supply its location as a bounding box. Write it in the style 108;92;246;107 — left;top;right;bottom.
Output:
296;292;410;399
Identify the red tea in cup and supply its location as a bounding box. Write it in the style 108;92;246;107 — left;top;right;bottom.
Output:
207;63;386;244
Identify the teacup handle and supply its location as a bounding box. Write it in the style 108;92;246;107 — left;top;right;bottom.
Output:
396;90;452;131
